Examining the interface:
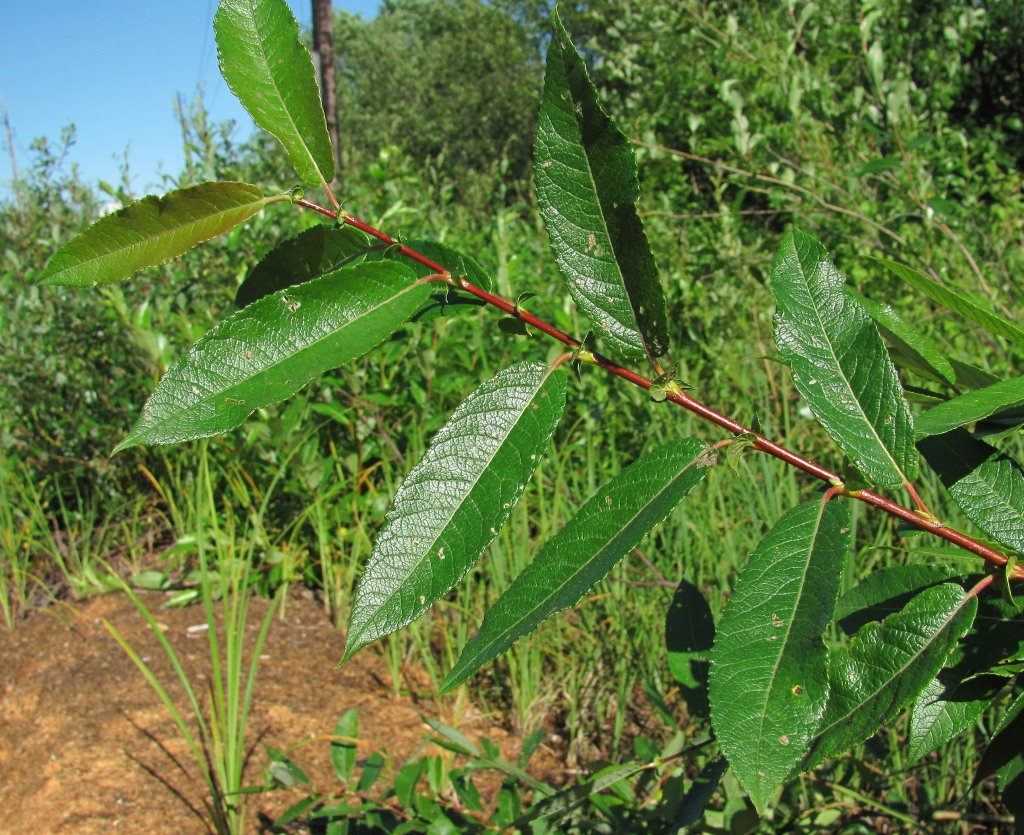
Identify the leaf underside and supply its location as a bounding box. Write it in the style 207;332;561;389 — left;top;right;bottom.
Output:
534;11;668;363
442;437;713;691
771;230;918;491
343;362;567;662
39;182;271;287
115;261;429;450
215;0;335;188
709;499;850;813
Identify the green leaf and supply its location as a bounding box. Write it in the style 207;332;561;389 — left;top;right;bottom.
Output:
771;231;918;491
672;757;728;830
39;182;274;287
709;499;851;813
915;377;1024;439
908;673;1004;762
441;438;712;692
835;564;962;636
804;583;977;770
236;225;370;307
533;11;668;363
215;0;335;188
847;287;955;385
919;429;1024;554
342;362;567;661
330;708;359;783
880;259;1024;345
114;262;429;450
975;689;1024;785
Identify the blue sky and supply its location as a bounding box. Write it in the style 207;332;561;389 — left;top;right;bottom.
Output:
0;1;379;200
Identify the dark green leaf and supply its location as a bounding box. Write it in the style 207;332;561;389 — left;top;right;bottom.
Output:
330;708;359;783
236;225;370;307
215;0;335;188
665;578;715;718
880;259;1024;345
916;378;1024;439
908;673;1004;762
512;762;647;828
672;757;728;831
533;11;668;363
805;583;977;769
40;182;274;286
442;438;712;692
919;429;1024;555
114;262;429;450
709;500;851;812
975;689;1024;784
772;231;918;490
848;287;955;385
343;362;567;661
836;564;963;636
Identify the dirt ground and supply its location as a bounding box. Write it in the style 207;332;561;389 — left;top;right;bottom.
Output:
0;591;548;833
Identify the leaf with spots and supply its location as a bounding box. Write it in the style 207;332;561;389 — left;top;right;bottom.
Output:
441;438;712;692
771;231;918;491
803;583;977;771
708;499;850;814
114;261;429;450
533;10;668;364
342;362;567;662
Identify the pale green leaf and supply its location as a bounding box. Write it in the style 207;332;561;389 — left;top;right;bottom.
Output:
330;708;359;783
709;500;850;813
115;261;428;450
40;182;274;287
441;438;713;692
533;11;668;363
215;0;335;188
804;583;977;770
236;224;369;307
916;377;1024;439
342;362;567;661
771;230;918;490
880;258;1024;345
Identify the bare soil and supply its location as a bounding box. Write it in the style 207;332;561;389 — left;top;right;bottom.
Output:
0;591;546;833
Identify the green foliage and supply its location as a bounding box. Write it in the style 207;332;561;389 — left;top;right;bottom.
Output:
11;0;1024;830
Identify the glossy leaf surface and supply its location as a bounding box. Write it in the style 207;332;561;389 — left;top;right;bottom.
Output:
835;564;961;636
849;287;955;385
236;224;369;307
909;673;1004;762
40;182;273;287
215;0;335;188
881;258;1024;345
115;262;428;450
805;583;977;769
533;11;668;363
919;429;1024;554
442;438;712;691
915;377;1024;439
709;500;850;812
771;231;918;490
343;362;567;661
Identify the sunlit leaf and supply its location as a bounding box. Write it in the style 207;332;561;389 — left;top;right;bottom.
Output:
215;0;335;188
771;231;918;490
916;378;1024;439
804;583;977;770
533;10;668;363
835;564;961;636
442;438;713;692
115;262;428;450
40;182;275;287
330;708;359;783
709;499;850;813
908;673;1004;762
880;259;1024;345
236;224;369;307
343;362;567;661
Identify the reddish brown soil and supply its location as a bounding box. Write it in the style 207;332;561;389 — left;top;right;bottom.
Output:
0;591;543;833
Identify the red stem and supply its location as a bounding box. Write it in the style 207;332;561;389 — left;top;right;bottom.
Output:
297;200;1024;581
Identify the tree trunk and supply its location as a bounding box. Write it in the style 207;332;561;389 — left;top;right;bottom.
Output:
312;0;340;179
